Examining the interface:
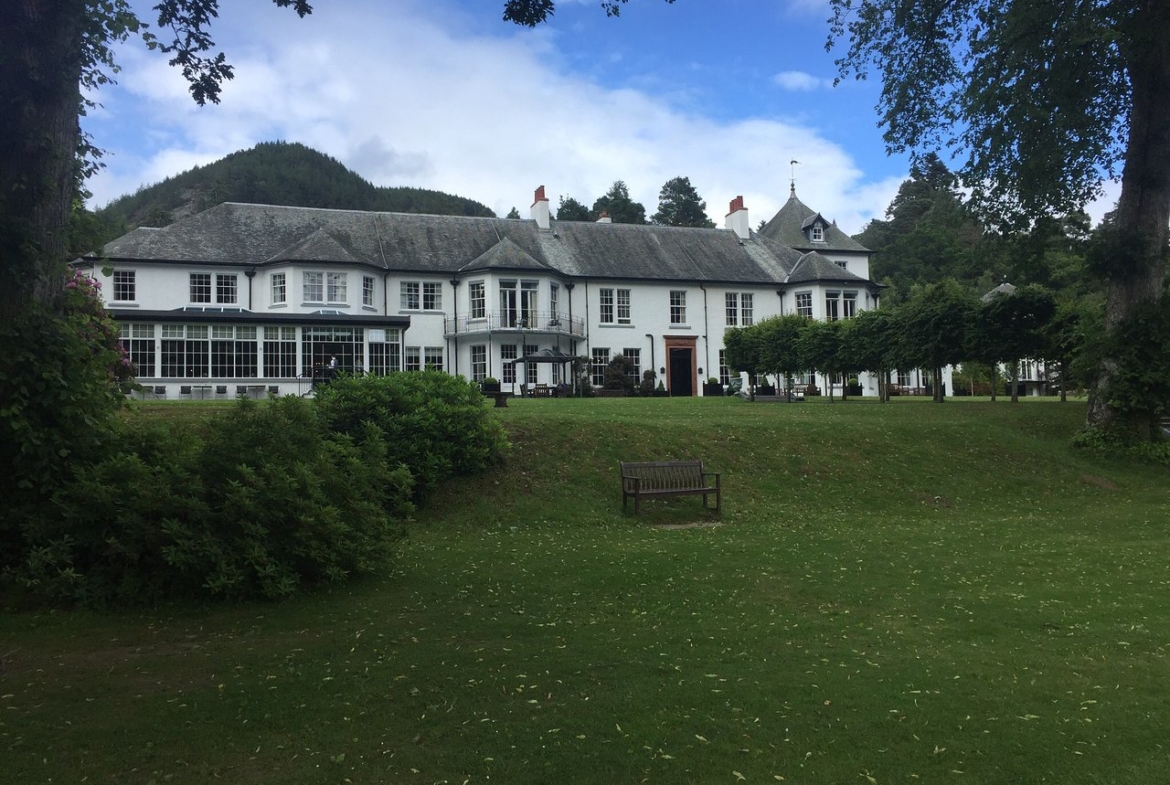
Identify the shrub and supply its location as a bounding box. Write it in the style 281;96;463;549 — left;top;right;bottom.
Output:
313;371;509;500
5;397;414;606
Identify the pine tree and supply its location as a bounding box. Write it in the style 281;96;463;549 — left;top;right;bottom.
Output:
651;176;714;227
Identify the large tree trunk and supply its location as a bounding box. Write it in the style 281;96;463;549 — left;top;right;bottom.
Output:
1086;3;1170;436
1009;359;1020;403
0;0;86;322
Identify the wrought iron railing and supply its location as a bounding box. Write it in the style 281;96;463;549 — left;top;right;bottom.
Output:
444;311;585;338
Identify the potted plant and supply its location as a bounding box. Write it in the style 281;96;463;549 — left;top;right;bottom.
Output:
481;377;500;393
702;377;724;396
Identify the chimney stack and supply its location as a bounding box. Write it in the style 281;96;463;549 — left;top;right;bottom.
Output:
531;185;550;229
725;195;750;240
596;211;612;224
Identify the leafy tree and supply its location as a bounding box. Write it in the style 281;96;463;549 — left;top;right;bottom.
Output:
896;280;979;402
556;195;592;221
978;284;1057;403
505;206;521;219
651;176;715;227
840;308;899;401
854;154;984;302
1044;298;1095;403
755;315;811;401
592;180;647;224
829;0;1170;438
796;320;847;401
503;0;675;26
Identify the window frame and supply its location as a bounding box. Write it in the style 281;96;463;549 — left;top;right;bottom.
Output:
112;270;136;302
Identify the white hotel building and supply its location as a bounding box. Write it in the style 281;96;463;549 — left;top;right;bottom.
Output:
81;186;884;398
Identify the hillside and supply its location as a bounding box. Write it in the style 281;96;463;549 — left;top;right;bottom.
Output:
95;141;496;241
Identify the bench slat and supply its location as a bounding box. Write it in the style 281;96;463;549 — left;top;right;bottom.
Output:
620;460;721;515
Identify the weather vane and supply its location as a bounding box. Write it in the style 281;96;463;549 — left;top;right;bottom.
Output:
789;159;800;196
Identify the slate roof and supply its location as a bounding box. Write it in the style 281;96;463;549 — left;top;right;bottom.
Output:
785;252;872;285
759;191;870;254
95;201;875;288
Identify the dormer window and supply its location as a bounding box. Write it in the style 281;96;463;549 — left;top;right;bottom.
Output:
811;224;824;242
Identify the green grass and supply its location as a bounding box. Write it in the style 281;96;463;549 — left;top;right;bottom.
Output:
3;397;1169;784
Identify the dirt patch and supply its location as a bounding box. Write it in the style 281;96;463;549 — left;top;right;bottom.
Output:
1080;474;1119;491
652;521;724;530
915;492;954;508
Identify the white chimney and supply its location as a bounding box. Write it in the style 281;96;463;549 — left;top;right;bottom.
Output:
725;195;749;240
531;185;550;230
596;211;612;224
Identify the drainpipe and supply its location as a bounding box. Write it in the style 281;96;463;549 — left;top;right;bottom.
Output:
449;277;460;376
646;333;655;387
700;284;709;389
245;268;256;310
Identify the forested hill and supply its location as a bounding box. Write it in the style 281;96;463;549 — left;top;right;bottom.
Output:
95;141;496;238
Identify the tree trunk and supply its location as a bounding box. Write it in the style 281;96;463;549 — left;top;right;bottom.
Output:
1086;3;1170;436
933;366;944;402
1009;359;1020;403
0;0;86;322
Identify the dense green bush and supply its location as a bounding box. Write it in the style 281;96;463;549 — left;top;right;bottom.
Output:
0;270;128;567
5;396;414;606
314;371;509;500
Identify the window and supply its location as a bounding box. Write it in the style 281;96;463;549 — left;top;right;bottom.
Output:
271;273;287;305
401;282;419;310
424;347;444;370
599;288;614;324
363;276;375;307
591;348;609;387
423;282;442;310
719;349;730;386
843;291;857;319
303;272;324;302
834;260;848;270
113;270;136;302
897;370;912;389
500;280;538;326
404;346;421;372
367;328;402;376
795;291;813;319
216;274;238;305
825;291;840;322
811;224;824;242
670;290;686;325
119;323;155;376
190;273;211;303
326;272;347;303
525;343;538;385
599;288;630;324
263;326;297;378
741;293;753;325
471;345;487;382
623;348;641;384
469;281;486;319
501;344;518;384
550;284;559;319
725;293;738;326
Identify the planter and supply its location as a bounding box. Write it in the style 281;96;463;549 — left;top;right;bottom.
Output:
481;381;501;394
756;385;776;396
845;384;863;397
702;383;724;397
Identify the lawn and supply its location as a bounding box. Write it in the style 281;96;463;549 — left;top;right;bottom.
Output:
3;396;1168;784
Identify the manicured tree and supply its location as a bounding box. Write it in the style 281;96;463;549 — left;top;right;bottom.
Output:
796;319;847;401
756;314;811;401
897;280;979;402
723;326;765;398
843;307;899;401
1043;297;1094;402
980;284;1057;402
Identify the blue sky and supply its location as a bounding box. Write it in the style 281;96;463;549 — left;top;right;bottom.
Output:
81;0;1115;234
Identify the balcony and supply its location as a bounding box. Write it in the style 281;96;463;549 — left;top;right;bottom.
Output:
444;311;584;338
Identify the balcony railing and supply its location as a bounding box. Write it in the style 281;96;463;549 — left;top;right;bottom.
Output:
444;311;585;338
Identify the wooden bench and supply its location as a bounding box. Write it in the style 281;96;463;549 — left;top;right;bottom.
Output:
620;460;721;515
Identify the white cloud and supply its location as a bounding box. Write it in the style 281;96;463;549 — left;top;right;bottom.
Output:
773;70;830;91
84;0;892;234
